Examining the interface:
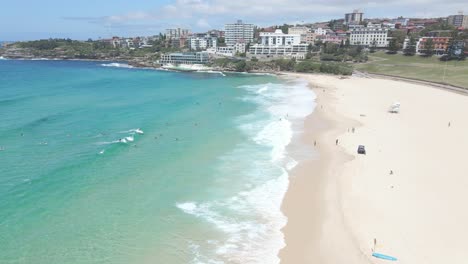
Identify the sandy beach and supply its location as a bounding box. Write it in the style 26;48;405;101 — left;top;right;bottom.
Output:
280;74;468;264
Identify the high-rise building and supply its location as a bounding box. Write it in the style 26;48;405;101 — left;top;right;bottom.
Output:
345;9;364;25
448;11;468;29
224;20;254;46
165;28;190;39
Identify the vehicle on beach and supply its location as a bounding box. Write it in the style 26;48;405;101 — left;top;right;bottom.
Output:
358;145;366;154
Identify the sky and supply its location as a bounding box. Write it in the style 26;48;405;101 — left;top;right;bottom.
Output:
1;0;467;41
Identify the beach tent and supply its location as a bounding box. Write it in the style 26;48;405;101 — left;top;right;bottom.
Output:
389;102;400;113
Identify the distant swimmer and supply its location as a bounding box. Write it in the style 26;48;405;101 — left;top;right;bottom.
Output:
20;133;24;137
175;138;179;141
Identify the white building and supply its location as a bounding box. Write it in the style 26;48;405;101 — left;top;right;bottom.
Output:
207;42;246;57
260;29;301;46
249;45;309;59
314;28;328;36
225;20;255;46
160;52;209;65
189;36;217;50
392;17;410;26
250;29;307;58
233;42;246;54
349;23;389;47
288;26;311;43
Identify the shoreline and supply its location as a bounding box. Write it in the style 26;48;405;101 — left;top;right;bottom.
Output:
279;73;468;264
279;73;364;263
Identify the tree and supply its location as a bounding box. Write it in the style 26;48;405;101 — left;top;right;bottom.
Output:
403;37;416;56
369;39;377;53
422;38;434;57
280;24;290;34
387;39;399;54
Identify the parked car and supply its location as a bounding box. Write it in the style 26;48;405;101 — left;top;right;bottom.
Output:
357;145;366;155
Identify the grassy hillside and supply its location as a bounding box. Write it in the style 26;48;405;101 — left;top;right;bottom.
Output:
355;52;468;89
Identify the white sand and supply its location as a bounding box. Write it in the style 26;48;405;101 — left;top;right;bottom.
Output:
280;74;468;264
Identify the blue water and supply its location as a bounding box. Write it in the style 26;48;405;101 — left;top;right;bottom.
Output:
0;60;315;264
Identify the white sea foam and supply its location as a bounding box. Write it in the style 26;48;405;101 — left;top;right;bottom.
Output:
100;63;134;69
0;56;7;60
177;79;316;263
120;128;142;134
196;70;226;76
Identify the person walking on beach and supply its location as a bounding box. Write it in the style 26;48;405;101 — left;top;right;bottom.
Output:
448;122;451;127
352;127;355;133
314;140;317;146
336;139;339;145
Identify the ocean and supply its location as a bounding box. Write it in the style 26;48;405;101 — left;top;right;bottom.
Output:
0;60;315;264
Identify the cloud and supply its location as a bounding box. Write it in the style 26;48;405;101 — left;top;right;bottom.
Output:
196;19;211;28
62;0;468;36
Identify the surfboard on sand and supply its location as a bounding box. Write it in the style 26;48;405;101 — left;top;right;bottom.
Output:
372;252;398;261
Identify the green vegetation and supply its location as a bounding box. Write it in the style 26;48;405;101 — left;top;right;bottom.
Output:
3;38;178;60
355;51;468;88
320;42;368;62
295;60;353;75
387;39;399;54
422;38;434;57
209;57;353;75
15;39;119;59
403;37;417;56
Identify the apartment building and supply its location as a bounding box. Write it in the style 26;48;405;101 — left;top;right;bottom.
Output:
349;23;389;47
345;9;364;25
314;28;328;36
260;29;301;46
416;37;451;55
448;12;468;29
250;29;308;58
288;26;310;43
189;36;217;50
165;28;190;39
224;20;255;46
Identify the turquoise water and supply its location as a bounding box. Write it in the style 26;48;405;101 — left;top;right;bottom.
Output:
0;60;315;264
